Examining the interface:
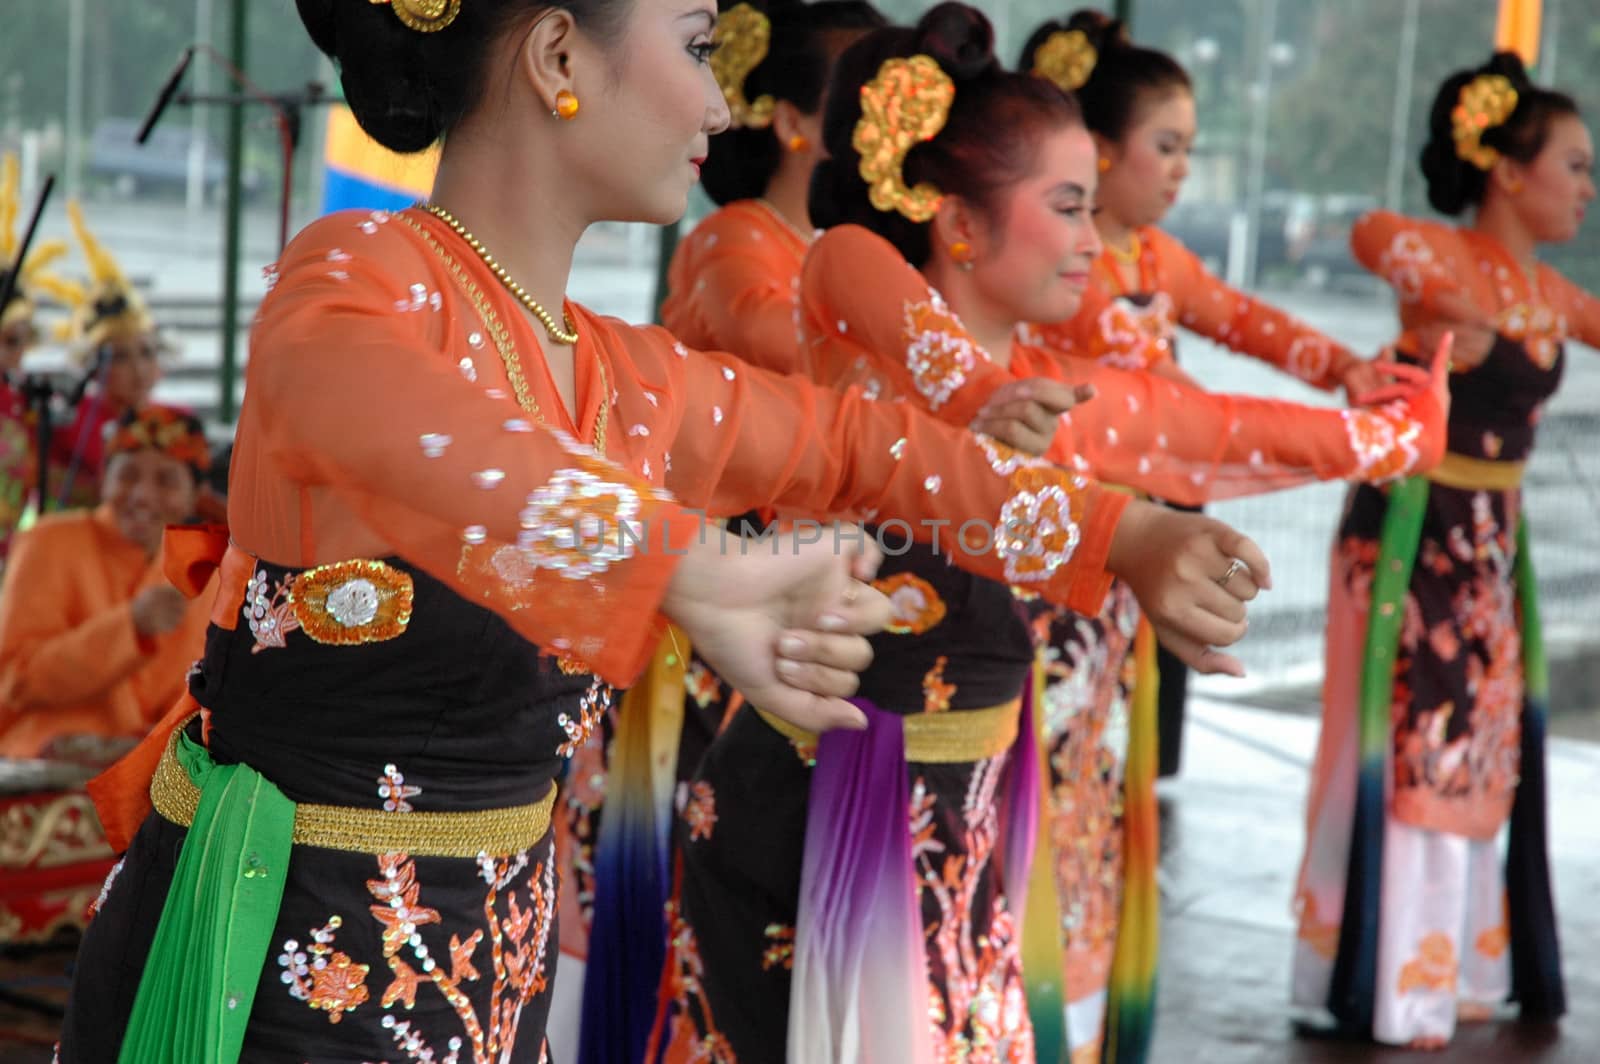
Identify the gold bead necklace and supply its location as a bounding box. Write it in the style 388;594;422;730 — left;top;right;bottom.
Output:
398;209;607;456
1106;231;1142;267
422;203;580;346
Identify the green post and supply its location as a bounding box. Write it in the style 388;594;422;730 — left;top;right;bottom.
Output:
218;0;247;423
1114;0;1135;23
652;220;681;324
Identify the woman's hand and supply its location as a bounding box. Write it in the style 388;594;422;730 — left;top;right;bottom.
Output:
969;378;1095;456
1339;355;1400;406
1106;499;1272;677
662;529;892;733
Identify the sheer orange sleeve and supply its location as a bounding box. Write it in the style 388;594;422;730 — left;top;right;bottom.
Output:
660;203;808;375
798;226;1014;426
631;326;1124;618
240;216;697;687
1020;286;1179;373
1541;269;1600;351
1153;228;1356;390
1011;347;1443;504
1349;211;1470;318
794;226;1442;507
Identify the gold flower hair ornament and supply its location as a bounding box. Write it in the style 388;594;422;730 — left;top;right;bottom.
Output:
1031;29;1098;93
711;3;776;129
368;0;462;34
0;153;71;332
1452;73;1519;171
852;55;955;223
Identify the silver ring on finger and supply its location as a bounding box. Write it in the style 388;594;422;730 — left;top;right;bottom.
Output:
1215;558;1246;590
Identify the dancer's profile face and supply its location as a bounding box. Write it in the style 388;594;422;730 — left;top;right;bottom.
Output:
1506;112;1595;245
554;0;731;224
963;124;1102;328
1098;90;1195;230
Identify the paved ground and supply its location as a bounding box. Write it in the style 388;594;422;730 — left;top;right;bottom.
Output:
1149;700;1600;1063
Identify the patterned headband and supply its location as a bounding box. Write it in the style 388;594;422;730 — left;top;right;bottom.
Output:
107;405;212;476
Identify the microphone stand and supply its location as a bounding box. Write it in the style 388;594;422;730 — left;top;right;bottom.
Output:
137;43;329;255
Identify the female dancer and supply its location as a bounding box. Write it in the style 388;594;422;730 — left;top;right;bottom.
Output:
1020;11;1385;397
654;6;1446;1061
661;0;884;374
1294;51;1593;1050
1007;13;1406;1057
55;0;1258;1059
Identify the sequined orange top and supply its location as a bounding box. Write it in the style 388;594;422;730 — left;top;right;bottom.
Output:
234;209;1125;688
801;226;1444;504
1350;209;1600;364
0;505;212;757
1028;225;1357;390
660;199;812;375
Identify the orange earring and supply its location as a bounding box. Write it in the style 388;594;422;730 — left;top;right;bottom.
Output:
949;240;974;271
787;134;810;153
553;90;580;120
1097;157;1112;173
1506;176;1524;194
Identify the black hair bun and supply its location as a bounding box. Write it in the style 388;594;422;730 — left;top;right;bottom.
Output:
915;2;997;83
295;0;339;58
295;0;446;153
1418;51;1529;216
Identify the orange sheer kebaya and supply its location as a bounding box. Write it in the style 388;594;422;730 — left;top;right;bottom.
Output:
661;200;812;375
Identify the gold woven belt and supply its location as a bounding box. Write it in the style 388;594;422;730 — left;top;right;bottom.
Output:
758;697;1021;764
1427;452;1526;491
149;727;555;858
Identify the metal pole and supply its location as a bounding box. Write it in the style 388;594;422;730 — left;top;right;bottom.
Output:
1384;0;1421;211
1114;0;1135;24
1240;0;1279;288
187;0;214;214
1541;0;1562;82
651;221;680;324
218;0;246;423
65;0;86;200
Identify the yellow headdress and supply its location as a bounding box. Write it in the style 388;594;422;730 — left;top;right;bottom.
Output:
45;200;156;360
367;0;462;34
852;55;955;223
1452;73;1520;171
1031;29;1098;93
711;3;776;130
0;153;71;335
